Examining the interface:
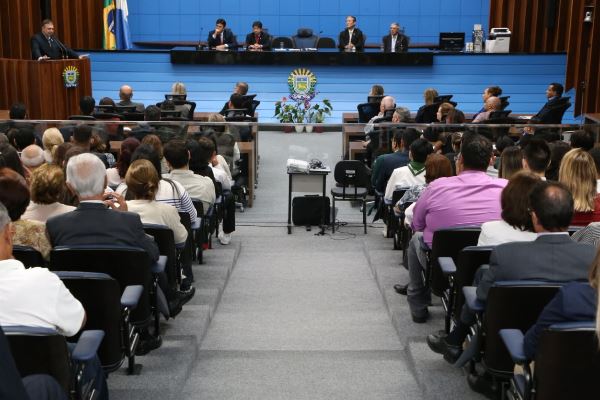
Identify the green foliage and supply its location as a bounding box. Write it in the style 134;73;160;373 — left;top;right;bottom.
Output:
274;97;333;123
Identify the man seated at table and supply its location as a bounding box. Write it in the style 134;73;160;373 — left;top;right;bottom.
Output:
338;16;364;52
245;21;270;51
382;22;409;52
208;18;236;50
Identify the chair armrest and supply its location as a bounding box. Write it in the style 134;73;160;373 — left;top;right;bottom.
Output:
121;285;143;309
71;330;105;362
463;286;485;312
499;329;527;364
151;255;167;274
438;257;456;275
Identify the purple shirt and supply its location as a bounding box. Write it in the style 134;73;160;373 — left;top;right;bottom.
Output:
411;170;507;246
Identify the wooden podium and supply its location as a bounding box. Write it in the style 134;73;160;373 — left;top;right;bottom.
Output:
0;57;91;120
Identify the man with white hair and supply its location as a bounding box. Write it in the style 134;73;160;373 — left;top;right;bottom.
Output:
472;96;502;123
117;84;145;112
362;96;396;163
382;22;409;52
20;144;45;170
47;153;194;354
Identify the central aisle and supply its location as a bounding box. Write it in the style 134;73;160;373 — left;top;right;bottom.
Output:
181;131;422;399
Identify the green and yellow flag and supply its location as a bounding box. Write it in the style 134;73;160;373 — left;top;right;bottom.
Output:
103;0;116;50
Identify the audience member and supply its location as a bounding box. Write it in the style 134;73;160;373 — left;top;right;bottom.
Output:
20;144;45;170
589;147;600;193
163;139;216;212
219;82;250;115
472;96;501;123
384;138;433;201
472;86;502;120
442;131;463;173
42;127;64;164
0;168;51;259
90;132;114;167
570;130;594;151
529;82;564;124
392;107;410;123
8;126;36;151
0;142;26;178
559;148;600;225
205;113;240;173
427;182;595;380
70;124;109;167
477;171;539;245
106;137;140;188
403;134;506;322
572;222;600;247
125;159;188;245
170;82;193;119
22;164;74;222
141;134;168;174
130;105;161;141
52;142;73;170
545;140;571;181
78;96;95;117
118;84;145;112
116;145;198;225
522;138;551;178
0;202;108;399
373;128;419;193
207;18;236;50
493;135;515;168
436;102;456;124
245;21;270;50
369;85;385;98
498;146;523;179
414;88;438;123
338;15;364;51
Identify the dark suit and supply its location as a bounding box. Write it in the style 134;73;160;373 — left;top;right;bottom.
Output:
523;282;596;359
382;34;409;52
530;96;563;123
338;28;364;51
375;151;410;193
245;32;271;49
31;32;78;60
47;202;159;262
117;100;145;113
207;28;236;48
476;234;595;302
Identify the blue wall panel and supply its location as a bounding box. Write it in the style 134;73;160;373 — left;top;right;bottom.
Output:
127;0;489;46
87;51;574;123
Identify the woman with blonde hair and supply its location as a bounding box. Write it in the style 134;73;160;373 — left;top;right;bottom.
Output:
172;82;187;95
423;88;439;106
170;82;192;119
559;148;600;225
415;88;439;123
41;127;64;163
125;159;188;245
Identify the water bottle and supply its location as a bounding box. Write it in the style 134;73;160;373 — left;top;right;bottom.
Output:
279;41;284;49
472;24;484;53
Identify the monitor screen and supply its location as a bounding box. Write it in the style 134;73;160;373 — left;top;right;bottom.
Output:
439;32;465;51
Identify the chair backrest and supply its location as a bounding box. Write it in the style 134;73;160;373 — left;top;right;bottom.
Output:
55;271;124;372
483;281;562;377
434;95;453;103
184;101;196;120
240;94;257;114
119;112;145;121
93;112;121;121
115;105;137;114
292;28;318;48
316;37;336;48
164;94;187;102
429;227;481;297
143;224;178;287
499;96;510;110
415;103;440;123
250;100;260;115
534;322;600;399
333;160;370;190
12;244;45;268
3;326;71;393
357;102;380;123
49;246;152;327
158;109;182;118
489;110;511;120
367;95;384;104
271;36;294;49
68;115;95;121
542;102;571;124
452;246;493;315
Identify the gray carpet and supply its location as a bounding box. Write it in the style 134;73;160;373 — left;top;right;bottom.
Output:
109;131;485;399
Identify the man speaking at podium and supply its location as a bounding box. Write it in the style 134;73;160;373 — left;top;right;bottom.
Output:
31;19;84;60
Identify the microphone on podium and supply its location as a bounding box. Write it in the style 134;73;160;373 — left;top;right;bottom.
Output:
52;36;68;59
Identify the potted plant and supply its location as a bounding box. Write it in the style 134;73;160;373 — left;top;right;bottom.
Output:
305;99;333;132
274;97;305;132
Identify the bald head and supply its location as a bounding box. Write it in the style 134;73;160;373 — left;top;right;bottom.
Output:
119;85;133;101
21;144;45;169
380;96;396;113
485;96;501;111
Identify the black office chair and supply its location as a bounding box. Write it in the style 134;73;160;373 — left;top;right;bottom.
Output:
55;271;142;375
501;321;600;400
190;199;209;263
12;244;45;268
367;95;385;104
438;245;493;333
240;94;257;115
292;28;318;48
357;102;380;123
143;224;179;288
499;96;510;110
119;112;145;121
316;37;336;48
156;109;182;118
331;160;370;234
115;105;137;114
489;110;512;120
434;95;454;103
463;281;562;387
4;325;104;400
415;103;440;123
543;101;571;124
271;36;294;49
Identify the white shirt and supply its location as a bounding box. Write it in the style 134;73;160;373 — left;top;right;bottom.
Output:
477;220;538;246
0;259;85;337
106;167;122;188
126;200;188;245
162;169;216;213
348;29;354;45
22;202;75;223
596;179;600;193
384;166;426;201
391;35;397;52
210;164;232;191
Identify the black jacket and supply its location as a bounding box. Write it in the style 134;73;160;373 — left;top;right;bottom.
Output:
338;28;364;51
245;32;271;49
207;28;236;48
382;34;409;52
31;32;79;60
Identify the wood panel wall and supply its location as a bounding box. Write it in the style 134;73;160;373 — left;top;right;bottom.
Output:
489;0;600;116
0;0;102;60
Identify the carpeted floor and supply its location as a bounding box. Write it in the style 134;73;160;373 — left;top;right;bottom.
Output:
109;131;485;399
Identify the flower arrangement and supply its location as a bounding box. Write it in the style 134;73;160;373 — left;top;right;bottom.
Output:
274;97;333;123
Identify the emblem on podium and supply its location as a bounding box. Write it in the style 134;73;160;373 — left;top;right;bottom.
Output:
62;66;80;88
